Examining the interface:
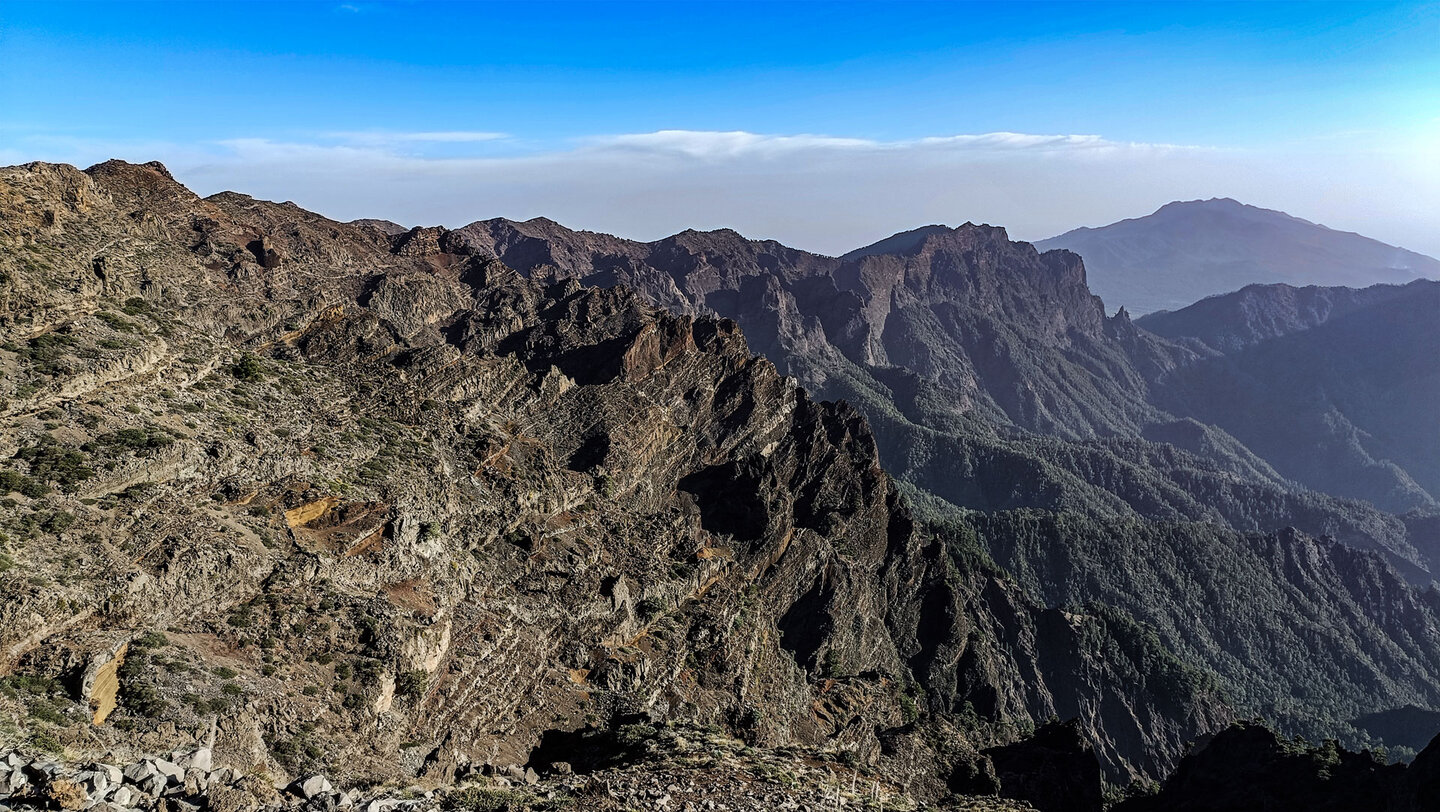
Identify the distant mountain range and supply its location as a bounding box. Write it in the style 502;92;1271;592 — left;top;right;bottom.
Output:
1036;198;1440;315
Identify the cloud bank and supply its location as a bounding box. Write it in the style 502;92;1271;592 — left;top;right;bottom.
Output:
3;129;1435;259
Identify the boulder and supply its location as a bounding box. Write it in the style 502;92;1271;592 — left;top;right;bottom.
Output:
291;774;333;799
176;748;212;772
184;768;209;796
122;761;157;784
91;764;123;786
153;758;185;783
4;769;27;793
76;769;109;794
138;771;168;798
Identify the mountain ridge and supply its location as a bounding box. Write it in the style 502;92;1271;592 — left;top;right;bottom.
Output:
427;207;1440;544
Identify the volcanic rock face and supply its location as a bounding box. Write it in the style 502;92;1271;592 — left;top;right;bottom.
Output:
441;212;1440;530
448;216;1163;441
0;160;1234;806
421;205;1440;762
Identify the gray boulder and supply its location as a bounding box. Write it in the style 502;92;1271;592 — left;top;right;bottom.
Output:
176;748;212;773
153;759;184;783
76;769;109;794
292;774;333;800
3;769;26;793
137;772;167;798
122;761;156;784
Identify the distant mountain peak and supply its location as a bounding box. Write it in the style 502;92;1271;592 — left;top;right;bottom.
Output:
1037;199;1439;314
1159;196;1244;210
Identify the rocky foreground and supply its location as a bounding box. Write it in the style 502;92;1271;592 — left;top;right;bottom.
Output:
0;723;1039;811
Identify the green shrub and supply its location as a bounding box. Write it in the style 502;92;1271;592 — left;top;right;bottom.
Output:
13;439;93;490
40;511;76;533
29;731;63;754
395;670;428;697
0;469;49;498
95;311;137;332
443;787;555;812
133;631;169;650
93;427;174;457
230;355;266;382
122;683;165;717
0;674;58;696
227;605;254;628
615;723;658;746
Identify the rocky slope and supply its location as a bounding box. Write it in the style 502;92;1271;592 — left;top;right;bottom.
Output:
4;160;1440;809
2;727;1015;812
0;160;1246;811
1138;280;1440;514
437;215;1440;545
1036;198;1440;315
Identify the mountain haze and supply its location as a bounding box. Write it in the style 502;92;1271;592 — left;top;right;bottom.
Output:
1139;280;1440;515
1036;198;1440;315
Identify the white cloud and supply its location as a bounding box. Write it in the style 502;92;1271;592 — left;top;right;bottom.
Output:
6;129;1437;262
327;131;510;145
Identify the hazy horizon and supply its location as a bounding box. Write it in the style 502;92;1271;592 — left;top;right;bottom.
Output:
3;1;1437;257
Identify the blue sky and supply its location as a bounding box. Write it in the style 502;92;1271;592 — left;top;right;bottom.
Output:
2;1;1438;256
